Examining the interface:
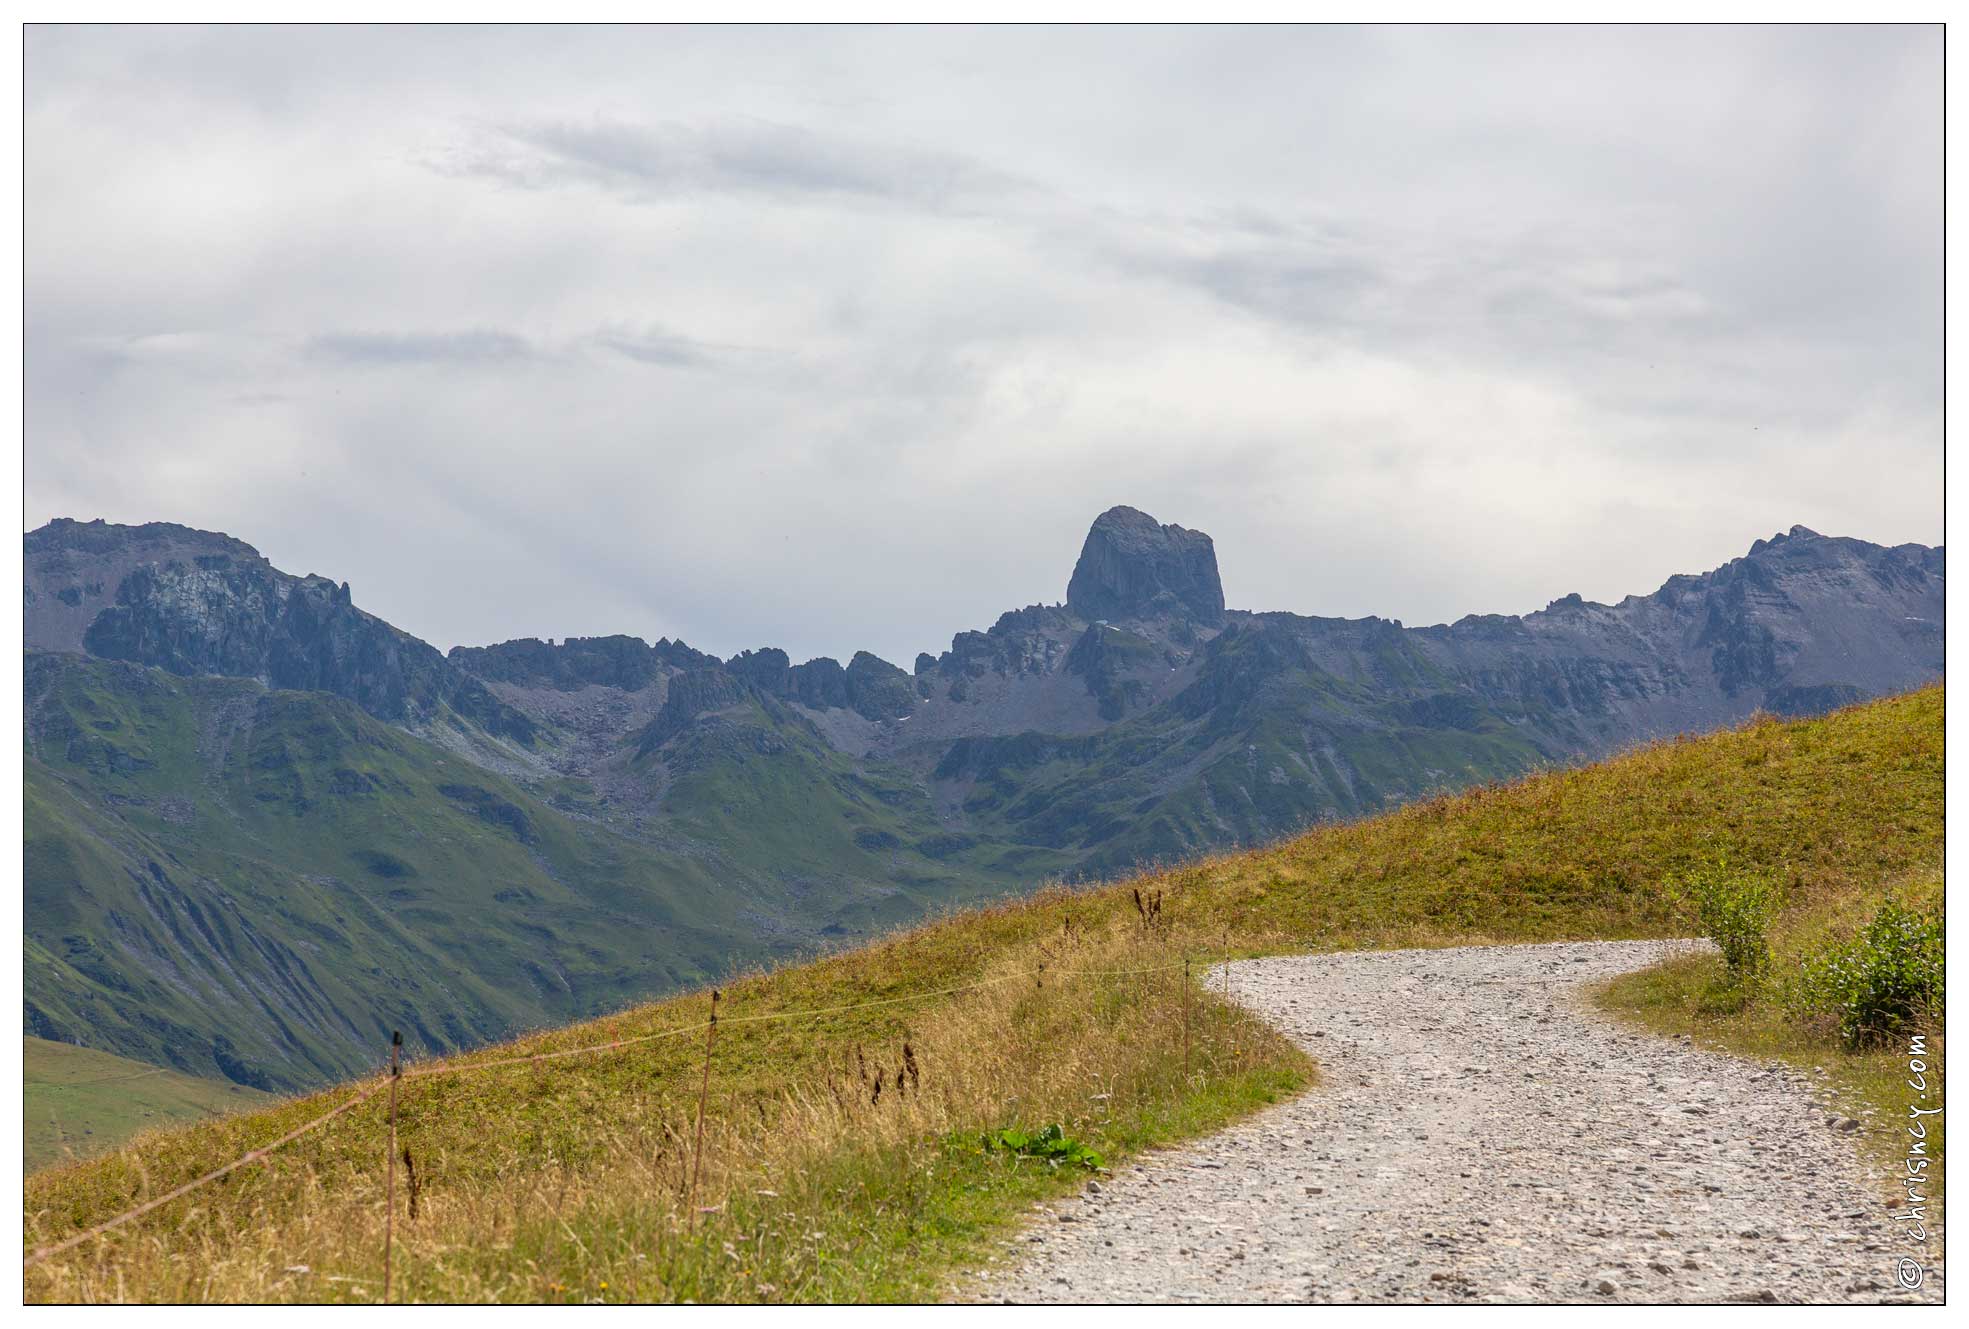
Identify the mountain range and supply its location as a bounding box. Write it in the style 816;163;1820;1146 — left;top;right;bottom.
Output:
22;507;1944;1090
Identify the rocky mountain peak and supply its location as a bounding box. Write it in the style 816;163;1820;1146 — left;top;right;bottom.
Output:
25;516;265;563
1066;506;1226;626
24;516;537;744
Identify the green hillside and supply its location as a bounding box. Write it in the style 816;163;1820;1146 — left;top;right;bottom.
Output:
26;1038;276;1172
931;636;1549;872
626;695;1078;920
23;686;1941;1303
24;653;1015;1090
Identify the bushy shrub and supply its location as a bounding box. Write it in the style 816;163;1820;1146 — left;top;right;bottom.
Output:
1674;856;1779;986
1795;901;1944;1049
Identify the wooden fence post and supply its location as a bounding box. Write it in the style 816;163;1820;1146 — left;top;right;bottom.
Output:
687;991;720;1227
1182;958;1191;1082
385;1029;401;1304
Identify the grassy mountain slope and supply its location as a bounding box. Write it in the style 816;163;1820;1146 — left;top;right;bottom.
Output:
931;637;1550;873
624;697;1076;933
23;652;818;1089
23;646;1083;1096
24;686;1942;1303
25;1038;276;1172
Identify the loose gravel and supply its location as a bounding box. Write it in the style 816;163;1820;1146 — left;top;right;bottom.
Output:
976;941;1941;1304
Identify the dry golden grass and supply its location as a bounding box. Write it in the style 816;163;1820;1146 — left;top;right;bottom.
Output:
24;685;1943;1302
26;905;1305;1303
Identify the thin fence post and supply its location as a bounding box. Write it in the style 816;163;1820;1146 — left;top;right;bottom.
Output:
385;1029;401;1304
687;990;720;1228
1182;958;1191;1082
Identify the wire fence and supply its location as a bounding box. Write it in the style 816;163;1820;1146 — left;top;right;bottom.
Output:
23;953;1210;1289
25;1078;390;1268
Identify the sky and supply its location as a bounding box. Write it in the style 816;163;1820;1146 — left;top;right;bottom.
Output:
24;24;1942;667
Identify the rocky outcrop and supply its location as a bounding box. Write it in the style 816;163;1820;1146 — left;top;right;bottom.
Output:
1398;525;1946;748
789;657;852;710
447;634;714;691
843;651;917;720
1066;505;1226;626
1171;618;1312;723
1064;623;1161;721
27;520;535;743
726;647;794;695
710;648;913;715
25;518;261;654
636;667;746;754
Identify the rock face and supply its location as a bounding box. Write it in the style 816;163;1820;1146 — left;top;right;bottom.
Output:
636;666;747;754
25;519;535;743
448;634;714;691
842;650;918;720
23;518;260;655
1066;506;1226;626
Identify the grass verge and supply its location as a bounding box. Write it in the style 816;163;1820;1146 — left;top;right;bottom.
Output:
1597;868;1944;1227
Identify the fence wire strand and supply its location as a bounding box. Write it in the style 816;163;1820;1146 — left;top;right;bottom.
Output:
24;951;1207;1270
24;1078;389;1268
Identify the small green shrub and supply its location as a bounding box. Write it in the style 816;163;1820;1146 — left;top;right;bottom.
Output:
983;1123;1104;1171
1674;856;1780;985
1795;900;1944;1049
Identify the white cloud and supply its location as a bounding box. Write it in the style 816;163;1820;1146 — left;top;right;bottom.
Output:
24;24;1942;666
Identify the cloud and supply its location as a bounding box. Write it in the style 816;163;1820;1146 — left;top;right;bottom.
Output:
584;325;736;369
23;25;1941;668
430;115;1037;217
302;326;737;371
306;329;540;366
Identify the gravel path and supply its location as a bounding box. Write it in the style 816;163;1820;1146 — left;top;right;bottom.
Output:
978;941;1941;1304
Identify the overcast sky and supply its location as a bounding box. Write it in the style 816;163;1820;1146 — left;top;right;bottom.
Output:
25;24;1941;666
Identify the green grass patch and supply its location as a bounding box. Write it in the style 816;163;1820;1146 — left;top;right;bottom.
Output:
25;1038;276;1172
